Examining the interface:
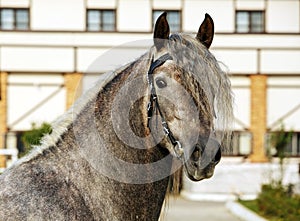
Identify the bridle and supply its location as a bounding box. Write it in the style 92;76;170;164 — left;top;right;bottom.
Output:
146;53;184;159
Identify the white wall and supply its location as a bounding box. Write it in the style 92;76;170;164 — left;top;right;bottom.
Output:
230;77;251;131
77;46;147;73
261;50;300;74
213;34;300;48
118;0;151;32
236;0;265;10
267;0;300;33
7;74;66;131
267;77;300;131
0;32;299;74
31;0;85;31
183;0;235;33
182;159;300;200
87;0;117;9
0;0;30;7
1;46;74;72
153;0;181;9
212;49;258;74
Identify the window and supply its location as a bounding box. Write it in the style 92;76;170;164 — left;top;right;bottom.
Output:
223;131;252;156
0;8;29;30
153;10;181;32
266;132;300;157
236;11;264;33
87;9;116;31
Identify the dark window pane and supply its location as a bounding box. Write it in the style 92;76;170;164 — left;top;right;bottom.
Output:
284;134;293;156
1;9;14;30
102;11;115;31
102;23;114;31
87;10;101;31
88;24;100;31
251;12;264;32
236;11;264;33
168;11;181;32
16;9;29;30
236;12;249;33
87;10;116;31
0;9;29;30
88;10;100;22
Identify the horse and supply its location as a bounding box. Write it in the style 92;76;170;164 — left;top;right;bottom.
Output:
0;12;233;220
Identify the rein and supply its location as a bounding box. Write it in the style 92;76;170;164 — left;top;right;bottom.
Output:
146;53;184;159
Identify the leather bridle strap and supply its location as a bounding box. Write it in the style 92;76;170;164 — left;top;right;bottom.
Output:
147;53;184;159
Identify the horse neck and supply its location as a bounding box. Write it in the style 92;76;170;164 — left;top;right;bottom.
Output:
98;59;173;165
72;58;173;220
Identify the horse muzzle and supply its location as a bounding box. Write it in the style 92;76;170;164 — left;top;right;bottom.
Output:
184;137;221;181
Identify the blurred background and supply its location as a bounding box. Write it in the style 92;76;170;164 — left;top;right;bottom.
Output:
0;0;299;219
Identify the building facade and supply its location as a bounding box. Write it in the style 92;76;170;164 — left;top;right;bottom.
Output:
0;0;300;167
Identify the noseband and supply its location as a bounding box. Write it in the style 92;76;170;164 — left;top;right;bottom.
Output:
146;53;184;159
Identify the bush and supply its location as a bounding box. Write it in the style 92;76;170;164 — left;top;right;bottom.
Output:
256;183;300;221
20;123;52;157
241;124;299;220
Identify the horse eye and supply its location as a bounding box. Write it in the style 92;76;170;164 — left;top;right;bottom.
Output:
156;78;167;88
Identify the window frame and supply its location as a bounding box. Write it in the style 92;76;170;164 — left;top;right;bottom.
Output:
152;10;182;33
86;9;116;32
235;10;265;34
0;8;30;31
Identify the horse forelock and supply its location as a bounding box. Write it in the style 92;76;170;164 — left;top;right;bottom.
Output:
168;34;234;147
161;34;233;199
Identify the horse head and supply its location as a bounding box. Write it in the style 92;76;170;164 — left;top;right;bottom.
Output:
148;12;232;181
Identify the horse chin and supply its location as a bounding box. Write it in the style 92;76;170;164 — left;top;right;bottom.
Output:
183;137;222;181
184;161;218;182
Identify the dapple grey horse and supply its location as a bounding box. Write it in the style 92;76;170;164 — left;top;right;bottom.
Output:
0;12;233;220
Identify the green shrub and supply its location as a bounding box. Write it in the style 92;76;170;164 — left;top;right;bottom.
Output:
242;124;299;220
256;183;300;221
20;123;52;157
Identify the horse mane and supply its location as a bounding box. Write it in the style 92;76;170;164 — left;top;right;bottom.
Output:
17;52;152;166
166;33;233;196
168;34;233;148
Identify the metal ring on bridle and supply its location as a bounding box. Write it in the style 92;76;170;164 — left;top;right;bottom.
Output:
174;141;183;159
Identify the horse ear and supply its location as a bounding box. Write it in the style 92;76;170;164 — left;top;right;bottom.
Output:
196;13;214;49
153;12;170;50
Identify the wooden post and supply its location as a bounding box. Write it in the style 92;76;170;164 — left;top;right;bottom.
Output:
64;73;83;109
249;75;268;162
0;72;8;168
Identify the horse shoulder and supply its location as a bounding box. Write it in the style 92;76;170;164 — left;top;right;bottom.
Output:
0;156;96;220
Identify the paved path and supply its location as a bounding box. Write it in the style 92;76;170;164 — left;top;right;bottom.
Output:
163;197;242;221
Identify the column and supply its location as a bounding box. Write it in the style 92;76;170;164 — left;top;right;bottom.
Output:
64;72;83;109
249;75;268;162
0;72;8;168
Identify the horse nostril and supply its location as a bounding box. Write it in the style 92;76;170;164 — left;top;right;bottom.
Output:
214;147;221;163
191;144;201;162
